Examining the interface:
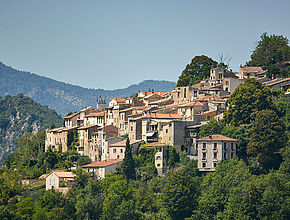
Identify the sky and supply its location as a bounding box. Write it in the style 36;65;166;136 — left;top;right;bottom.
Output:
0;0;289;90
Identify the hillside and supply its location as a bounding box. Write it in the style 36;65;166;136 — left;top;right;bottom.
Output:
0;61;176;116
0;94;63;163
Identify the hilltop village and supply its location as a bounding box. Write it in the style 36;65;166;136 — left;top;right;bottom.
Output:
45;65;290;181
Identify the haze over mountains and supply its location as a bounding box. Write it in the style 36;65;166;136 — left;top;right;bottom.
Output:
0;61;176;116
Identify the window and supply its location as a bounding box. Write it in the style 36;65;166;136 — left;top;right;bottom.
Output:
213;162;217;168
113;149;116;153
224;142;227;150
231;152;234;158
131;127;133;131
203;143;206;149
157;163;160;167
166;129;168;133
213;143;217;150
202;152;206;160
225;81;229;85
231;143;234;151
224;152;227;159
214;152;217;159
156;156;161;160
53;179;55;185
117;155;120;159
202;162;206;168
50;137;51;142
50;179;52;185
194;91;197;97
99;132;102;139
120;149;123;153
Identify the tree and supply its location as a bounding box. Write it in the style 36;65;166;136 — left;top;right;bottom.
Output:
199;119;224;138
247;110;288;170
121;138;136;180
161;168;200;219
224;78;275;125
177;55;218;86
196;160;250;219
249;32;289;67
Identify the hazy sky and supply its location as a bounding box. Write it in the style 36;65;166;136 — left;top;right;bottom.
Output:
0;0;289;89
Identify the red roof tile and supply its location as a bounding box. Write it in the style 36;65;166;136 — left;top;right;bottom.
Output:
197;134;237;142
84;112;105;117
64;112;79;119
82;159;123;168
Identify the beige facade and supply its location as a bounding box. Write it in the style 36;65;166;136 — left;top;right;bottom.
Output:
77;125;100;156
197;135;237;172
223;77;244;94
46;171;75;194
109;139;143;159
82;159;123;179
45;126;78;152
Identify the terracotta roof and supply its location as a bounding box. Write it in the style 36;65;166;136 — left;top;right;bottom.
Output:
140;91;168;97
82;159;123;168
78;124;100;129
64;112;79;119
110;98;126;103
197;134;237;142
110;139;143;147
84;112;105;117
146;142;167;147
142;113;182;119
198;95;224;102
191;82;202;88
49;171;76;178
263;77;290;86
103;125;118;135
179;101;203;108
143;93;161;99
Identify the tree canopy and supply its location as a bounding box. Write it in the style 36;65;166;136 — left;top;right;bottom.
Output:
177;55;218;87
224;78;275;125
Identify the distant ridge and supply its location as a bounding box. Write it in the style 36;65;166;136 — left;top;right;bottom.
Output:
0;61;176;116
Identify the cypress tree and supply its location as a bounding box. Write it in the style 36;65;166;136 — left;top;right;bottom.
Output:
121;138;136;180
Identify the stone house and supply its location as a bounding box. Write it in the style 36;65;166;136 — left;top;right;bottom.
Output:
46;171;76;194
77;124;100;156
196;135;237;172
82;159;123;179
45;126;78;152
64;112;80;128
84;111;106;127
146;142;169;176
109;139;143;159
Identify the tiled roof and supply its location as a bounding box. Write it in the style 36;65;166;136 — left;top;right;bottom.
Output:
110;139;144;147
82;159;123;168
64;112;79;119
142;113;183;119
78;124;100;130
263;77;290;86
197;134;237;142
49;171;76;178
84;112;105;117
146;142;167;147
179;101;203;108
110;98;126;103
140;91;168;97
143;93;161;99
198;95;224;102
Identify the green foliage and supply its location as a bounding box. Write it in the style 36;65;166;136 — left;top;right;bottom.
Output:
120;138;136;180
249;33;289;67
76;156;92;168
167;146;180;168
0;94;62;164
199;119;224;138
162;168;201;219
196;160;250;218
247;109;288;170
177;55;218;86
224;78;275;125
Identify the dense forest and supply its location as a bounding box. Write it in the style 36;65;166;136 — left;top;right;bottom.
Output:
0;62;176;116
0;94;63;164
0;77;289;219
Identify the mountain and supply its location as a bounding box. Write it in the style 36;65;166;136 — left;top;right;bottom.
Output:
0;61;176;116
0;94;63;163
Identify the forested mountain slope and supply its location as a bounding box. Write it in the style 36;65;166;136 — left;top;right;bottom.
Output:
0;94;62;163
0;61;176;116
